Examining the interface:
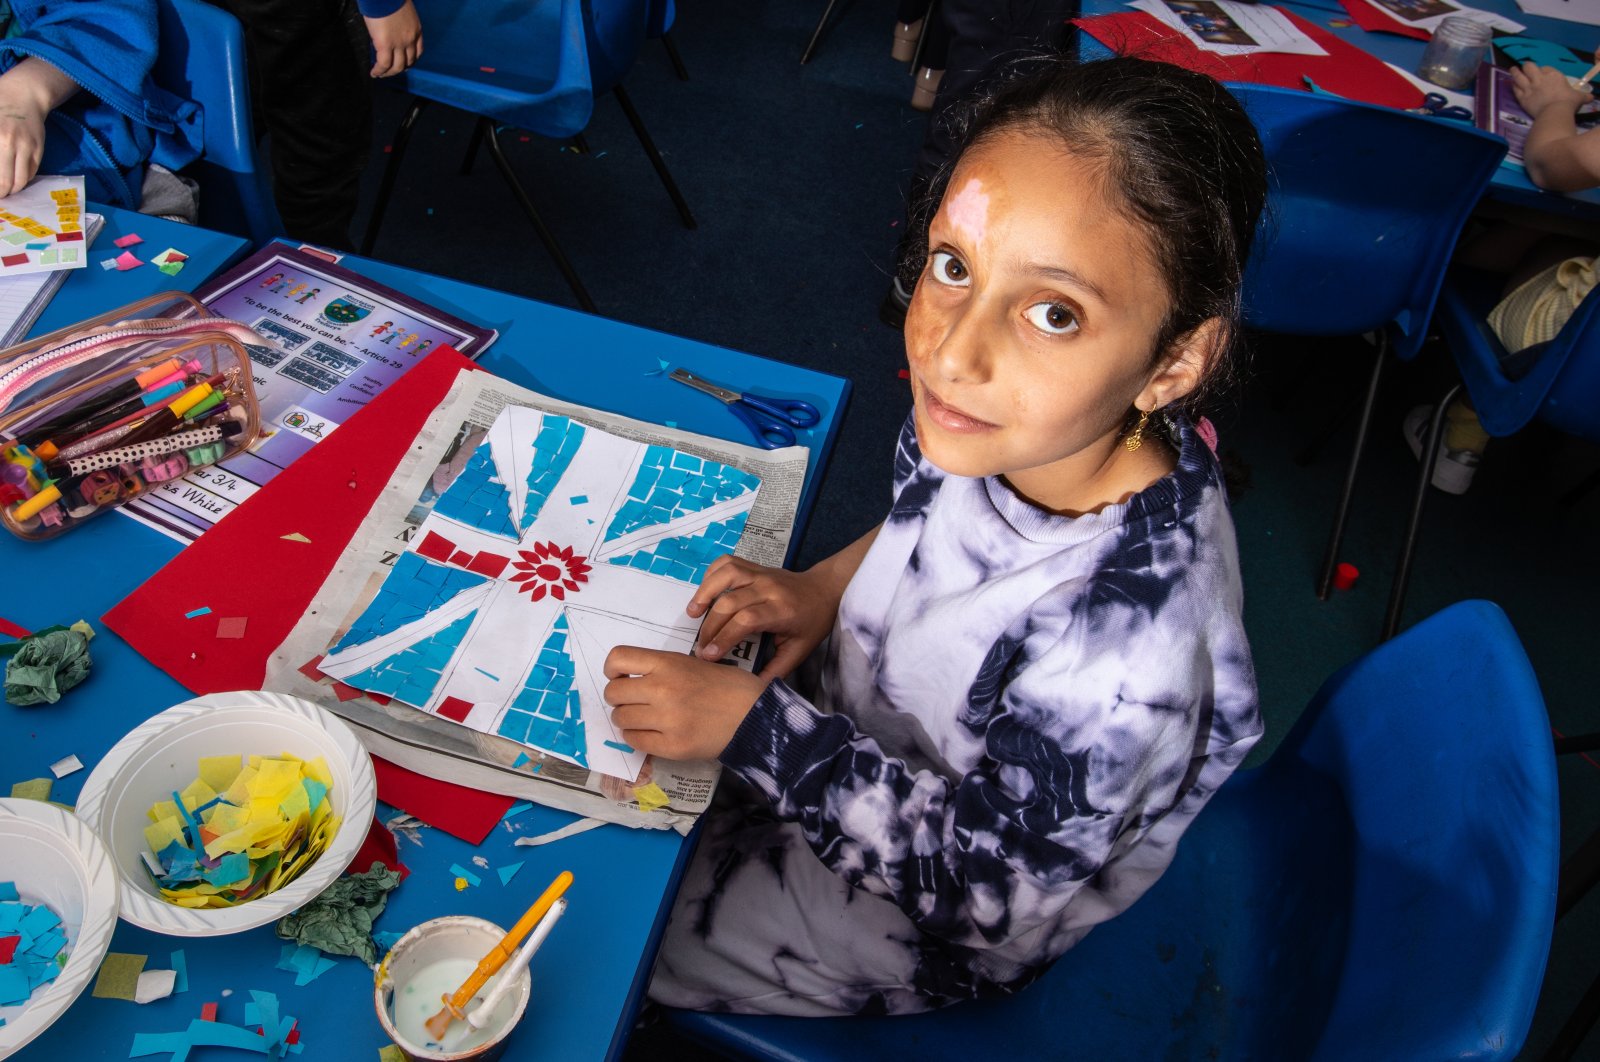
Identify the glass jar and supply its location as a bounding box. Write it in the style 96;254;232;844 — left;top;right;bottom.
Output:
1418;16;1493;90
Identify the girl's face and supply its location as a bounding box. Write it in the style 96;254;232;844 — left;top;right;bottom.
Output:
904;130;1208;514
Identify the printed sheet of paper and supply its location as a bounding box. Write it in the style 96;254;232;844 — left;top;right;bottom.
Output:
0;176;88;277
1352;0;1523;34
1130;0;1328;55
266;369;810;832
119;245;496;543
317;406;762;782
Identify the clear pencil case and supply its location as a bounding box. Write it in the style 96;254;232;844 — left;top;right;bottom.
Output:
0;292;264;540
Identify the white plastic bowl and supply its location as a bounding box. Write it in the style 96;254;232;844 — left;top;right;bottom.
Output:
75;690;376;936
0;797;120;1059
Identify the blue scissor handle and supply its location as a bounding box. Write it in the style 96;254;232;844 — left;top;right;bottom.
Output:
1418;93;1472;121
727;401;794;449
738;392;821;428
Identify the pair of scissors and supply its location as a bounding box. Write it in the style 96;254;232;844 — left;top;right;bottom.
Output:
1412;93;1473;121
669;368;820;449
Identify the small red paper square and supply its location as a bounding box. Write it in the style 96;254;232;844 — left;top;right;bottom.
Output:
1;254;27;267
201;1001;218;1022
448;550;472;567
55;230;82;242
466;552;510;578
437;696;474;722
331;681;365;702
297;655;326;682
215;616;248;639
415;530;454;562
0;935;19;963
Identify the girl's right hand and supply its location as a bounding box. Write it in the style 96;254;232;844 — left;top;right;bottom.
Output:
689;556;840;680
1511;62;1591;117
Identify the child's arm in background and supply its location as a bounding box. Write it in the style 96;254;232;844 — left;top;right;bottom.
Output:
1512;61;1600;192
0;57;78;197
691;524;881;679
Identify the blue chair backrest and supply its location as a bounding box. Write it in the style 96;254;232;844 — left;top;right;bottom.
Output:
667;601;1556;1062
406;0;594;139
152;0;281;243
1437;267;1600;443
1270;599;1557;1059
1231;84;1506;361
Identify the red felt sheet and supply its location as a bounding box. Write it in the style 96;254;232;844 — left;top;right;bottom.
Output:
104;347;478;692
1074;9;1425;109
102;347;514;844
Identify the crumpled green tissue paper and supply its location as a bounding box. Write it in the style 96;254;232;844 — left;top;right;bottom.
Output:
275;862;402;963
2;620;94;706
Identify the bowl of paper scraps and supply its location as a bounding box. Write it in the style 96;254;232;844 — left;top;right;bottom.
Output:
75;690;376;936
0;797;120;1057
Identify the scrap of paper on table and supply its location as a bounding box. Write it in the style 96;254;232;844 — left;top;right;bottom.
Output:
1128;0;1328;55
1348;0;1522;34
0;176;89;276
317;405;763;783
1510;0;1600;26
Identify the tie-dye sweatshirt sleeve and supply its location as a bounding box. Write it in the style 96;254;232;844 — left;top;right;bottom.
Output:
718;414;1261;972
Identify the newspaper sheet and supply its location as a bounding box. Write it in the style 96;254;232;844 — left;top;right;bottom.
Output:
265;367;810;833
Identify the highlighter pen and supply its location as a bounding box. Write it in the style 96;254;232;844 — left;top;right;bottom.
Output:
114;383;218;449
63;374;225;453
27;379;188;452
16;357;185;445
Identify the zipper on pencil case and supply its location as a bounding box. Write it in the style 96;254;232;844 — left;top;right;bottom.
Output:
0;318;260;415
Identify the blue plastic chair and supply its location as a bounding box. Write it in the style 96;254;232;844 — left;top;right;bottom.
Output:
151;0;282;244
665;600;1558;1062
359;0;696;314
1228;83;1506;605
1385;267;1600;636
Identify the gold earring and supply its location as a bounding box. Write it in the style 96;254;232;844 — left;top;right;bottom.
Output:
1125;409;1150;452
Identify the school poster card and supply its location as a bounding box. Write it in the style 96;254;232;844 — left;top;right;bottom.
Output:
119;245;498;542
0;175;88;277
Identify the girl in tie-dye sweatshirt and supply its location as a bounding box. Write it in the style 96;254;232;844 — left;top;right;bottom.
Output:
605;56;1269;1017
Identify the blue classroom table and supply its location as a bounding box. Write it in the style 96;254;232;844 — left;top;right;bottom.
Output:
2;224;851;1059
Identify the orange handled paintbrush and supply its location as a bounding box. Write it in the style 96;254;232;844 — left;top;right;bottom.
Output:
423;870;574;1041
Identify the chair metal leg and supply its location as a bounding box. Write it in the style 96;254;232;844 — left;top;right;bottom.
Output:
1554;731;1600;756
359;96;429;256
1542;969;1600;1062
661;32;689;80
1315;334;1387;600
909;0;939;73
481;122;597;314
1381;383;1462;641
571;132;591;155
1543;826;1600;1061
1559;464;1600;509
611;84;696;229
801;0;842;64
460;117;487;176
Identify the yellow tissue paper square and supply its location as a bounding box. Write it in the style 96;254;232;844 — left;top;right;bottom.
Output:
148;799;180;824
633;782;670;812
144;816;186;854
249;759;300;801
198;755;243;792
178;778;217;813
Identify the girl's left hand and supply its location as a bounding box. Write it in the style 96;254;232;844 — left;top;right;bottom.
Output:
603;646;770;761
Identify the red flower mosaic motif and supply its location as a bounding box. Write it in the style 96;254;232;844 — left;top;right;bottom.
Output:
510;541;591;601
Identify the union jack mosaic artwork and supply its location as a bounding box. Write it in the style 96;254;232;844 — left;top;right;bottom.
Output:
318;406;762;780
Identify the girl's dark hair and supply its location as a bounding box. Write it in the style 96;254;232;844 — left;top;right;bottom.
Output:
906;56;1267;411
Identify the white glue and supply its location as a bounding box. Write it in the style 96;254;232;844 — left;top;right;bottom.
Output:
389;958;520;1055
